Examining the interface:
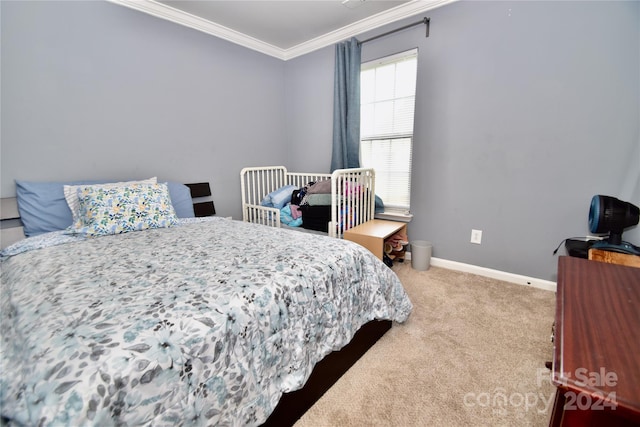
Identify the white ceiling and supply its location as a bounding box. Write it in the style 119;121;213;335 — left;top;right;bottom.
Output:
109;0;457;60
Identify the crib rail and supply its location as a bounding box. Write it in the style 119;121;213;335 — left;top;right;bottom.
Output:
240;166;287;216
331;168;376;238
286;172;331;188
243;204;281;228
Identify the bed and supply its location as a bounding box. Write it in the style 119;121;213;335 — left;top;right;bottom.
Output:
240;166;377;239
0;178;412;426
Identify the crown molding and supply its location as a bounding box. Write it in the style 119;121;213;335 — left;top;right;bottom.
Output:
107;0;285;58
108;0;458;61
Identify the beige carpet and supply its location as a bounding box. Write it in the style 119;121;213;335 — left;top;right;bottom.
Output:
295;262;557;427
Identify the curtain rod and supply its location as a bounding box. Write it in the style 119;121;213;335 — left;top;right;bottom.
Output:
359;17;430;46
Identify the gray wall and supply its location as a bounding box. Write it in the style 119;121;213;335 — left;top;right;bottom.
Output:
285;1;640;281
1;0;287;218
2;1;638;281
284;47;335;170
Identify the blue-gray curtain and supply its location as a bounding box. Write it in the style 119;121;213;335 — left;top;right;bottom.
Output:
331;37;361;172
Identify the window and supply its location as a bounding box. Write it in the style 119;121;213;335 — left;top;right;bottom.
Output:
360;49;417;213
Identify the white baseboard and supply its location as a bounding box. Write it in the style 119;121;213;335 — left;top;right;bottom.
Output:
403;253;556;292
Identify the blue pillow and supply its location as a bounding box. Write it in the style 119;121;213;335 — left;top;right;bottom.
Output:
16;180;100;237
16;179;195;237
260;185;297;209
166;182;195;219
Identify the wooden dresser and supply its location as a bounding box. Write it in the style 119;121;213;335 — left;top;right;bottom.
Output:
550;256;640;426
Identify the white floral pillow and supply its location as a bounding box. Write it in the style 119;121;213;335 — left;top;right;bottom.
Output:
70;183;178;237
64;177;157;225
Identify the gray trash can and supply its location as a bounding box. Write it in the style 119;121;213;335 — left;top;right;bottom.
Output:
411;240;432;271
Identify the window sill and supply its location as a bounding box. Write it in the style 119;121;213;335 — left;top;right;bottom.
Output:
374;211;413;223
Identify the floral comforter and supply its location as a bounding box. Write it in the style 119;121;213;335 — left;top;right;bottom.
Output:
0;218;412;426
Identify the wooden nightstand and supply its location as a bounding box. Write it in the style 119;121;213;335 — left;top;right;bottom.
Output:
344;219;407;260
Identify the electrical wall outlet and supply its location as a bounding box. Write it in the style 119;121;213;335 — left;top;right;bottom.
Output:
471;229;482;244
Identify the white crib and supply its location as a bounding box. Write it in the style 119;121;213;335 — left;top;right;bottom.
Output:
240;166;376;239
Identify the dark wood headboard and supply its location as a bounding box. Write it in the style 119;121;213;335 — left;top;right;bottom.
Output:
185;183;216;217
1;197;24;249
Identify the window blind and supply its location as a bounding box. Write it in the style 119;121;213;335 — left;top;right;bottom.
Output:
360;49;417;211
